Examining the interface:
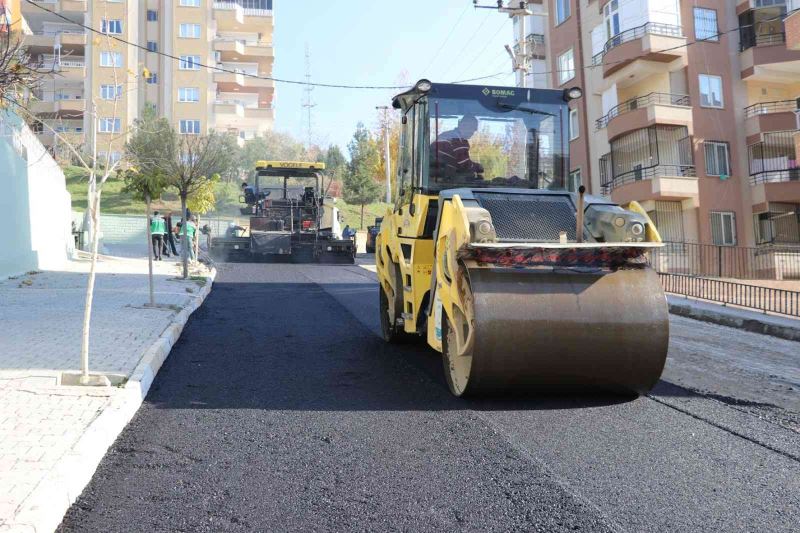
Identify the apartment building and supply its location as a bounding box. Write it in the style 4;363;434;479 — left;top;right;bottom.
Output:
20;0;275;163
530;0;799;247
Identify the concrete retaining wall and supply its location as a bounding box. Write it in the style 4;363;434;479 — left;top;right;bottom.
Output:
1;109;73;278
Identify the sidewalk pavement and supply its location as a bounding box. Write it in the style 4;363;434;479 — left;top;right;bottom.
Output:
0;254;214;533
667;294;800;342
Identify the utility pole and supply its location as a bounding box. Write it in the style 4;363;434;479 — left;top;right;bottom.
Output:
301;43;316;148
376;106;391;204
474;1;535;88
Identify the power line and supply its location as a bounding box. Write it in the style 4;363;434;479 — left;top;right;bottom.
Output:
419;2;471;77
453;18;510;81
439;9;494;79
20;0;504;90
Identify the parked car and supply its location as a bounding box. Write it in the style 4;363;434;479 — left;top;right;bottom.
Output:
365;217;383;253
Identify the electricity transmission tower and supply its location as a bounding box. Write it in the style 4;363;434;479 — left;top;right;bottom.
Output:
301;43;316;148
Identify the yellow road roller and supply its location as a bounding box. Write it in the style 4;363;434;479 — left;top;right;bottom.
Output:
376;80;669;397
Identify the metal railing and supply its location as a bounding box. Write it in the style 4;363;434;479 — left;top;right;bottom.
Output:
512;33;546;56
750;168;800;185
743;99;797;119
596;92;690;130
651;241;800;280
741;32;786;50
659;273;800;317
592;22;684;65
214;36;271;47
601;164;696;194
212;1;272;16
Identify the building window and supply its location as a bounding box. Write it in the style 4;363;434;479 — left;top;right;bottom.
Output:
98;118;121;134
179;23;202;39
180;0;201;6
711;211;736;246
100;51;123;67
98;151;122;164
704;141;730;177
146;72;158;84
569;108;579;140
178;87;200;102
146;10;158;22
567;169;581;192
699;74;723;108
101;19;123;35
179;119;201;135
694;8;719;42
100;84;122;100
179;55;201;70
558;48;575;85
556;0;570;25
147;41;158;52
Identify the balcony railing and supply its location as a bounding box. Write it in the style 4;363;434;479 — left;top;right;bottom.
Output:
512;33;546;56
744;99;797;119
213;1;272;17
31;29;84;36
215;36;268;46
591;22;684;65
596;92;690;130
215;99;273;109
750;168;800;185
740;32;786;50
600;164;696;194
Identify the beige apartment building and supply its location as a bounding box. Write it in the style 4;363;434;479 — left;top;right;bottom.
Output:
20;0;274;163
531;0;799;247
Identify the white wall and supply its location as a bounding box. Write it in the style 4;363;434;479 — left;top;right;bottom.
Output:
0;110;74;278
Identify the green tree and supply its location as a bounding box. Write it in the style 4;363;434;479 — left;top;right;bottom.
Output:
237;131;308;180
344;123;382;228
125;108;173;305
324;144;347;178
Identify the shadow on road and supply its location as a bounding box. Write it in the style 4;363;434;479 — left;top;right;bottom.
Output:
146;277;642;413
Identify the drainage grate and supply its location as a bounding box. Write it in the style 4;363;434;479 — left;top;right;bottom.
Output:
474;193;579;242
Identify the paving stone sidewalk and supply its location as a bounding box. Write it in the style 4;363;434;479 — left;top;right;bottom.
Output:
0;254;212;532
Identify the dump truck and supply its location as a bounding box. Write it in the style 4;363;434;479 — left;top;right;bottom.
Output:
209;161;355;263
376;80;669;397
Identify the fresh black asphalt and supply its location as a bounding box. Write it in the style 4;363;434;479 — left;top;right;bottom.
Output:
58;262;800;532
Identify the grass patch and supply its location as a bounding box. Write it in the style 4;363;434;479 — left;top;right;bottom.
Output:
65;165;390;225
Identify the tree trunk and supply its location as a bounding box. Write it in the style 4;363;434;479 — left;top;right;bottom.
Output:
360;203;365;229
194;214;200;262
180;194;189;279
80;182;101;383
145;193;155;307
82;179;97;251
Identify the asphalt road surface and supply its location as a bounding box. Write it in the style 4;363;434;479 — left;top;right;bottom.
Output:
59;261;800;532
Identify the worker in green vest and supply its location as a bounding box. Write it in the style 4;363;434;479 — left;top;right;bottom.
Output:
150;211;166;261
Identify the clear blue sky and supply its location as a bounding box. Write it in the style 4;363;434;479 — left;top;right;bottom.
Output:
271;0;517;151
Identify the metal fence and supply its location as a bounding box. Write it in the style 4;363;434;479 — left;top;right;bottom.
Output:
651;242;800;280
659;273;800;317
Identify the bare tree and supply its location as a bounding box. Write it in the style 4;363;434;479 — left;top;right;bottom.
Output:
0;29;52;106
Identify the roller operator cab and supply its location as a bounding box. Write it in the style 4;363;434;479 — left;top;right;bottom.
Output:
376;80;670;397
209;161;355;263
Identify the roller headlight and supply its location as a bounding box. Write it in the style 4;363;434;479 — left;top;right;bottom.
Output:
478;220;494;235
614;216;626;228
631;222;644;236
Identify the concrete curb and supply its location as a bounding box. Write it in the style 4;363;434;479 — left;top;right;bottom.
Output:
6;268;216;533
667;295;800;342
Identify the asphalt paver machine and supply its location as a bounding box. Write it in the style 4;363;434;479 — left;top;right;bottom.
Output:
210;161;355;263
376;80;670;396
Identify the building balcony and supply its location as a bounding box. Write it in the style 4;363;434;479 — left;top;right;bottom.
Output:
214;100;274;127
749;170;800;207
213;38;273;58
25;30;86;51
30;98;85;118
213;70;274;90
213;2;273;31
22;0;87;14
601;164;698;206
596;92;692;140
591;23;687;80
744;100;799;137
